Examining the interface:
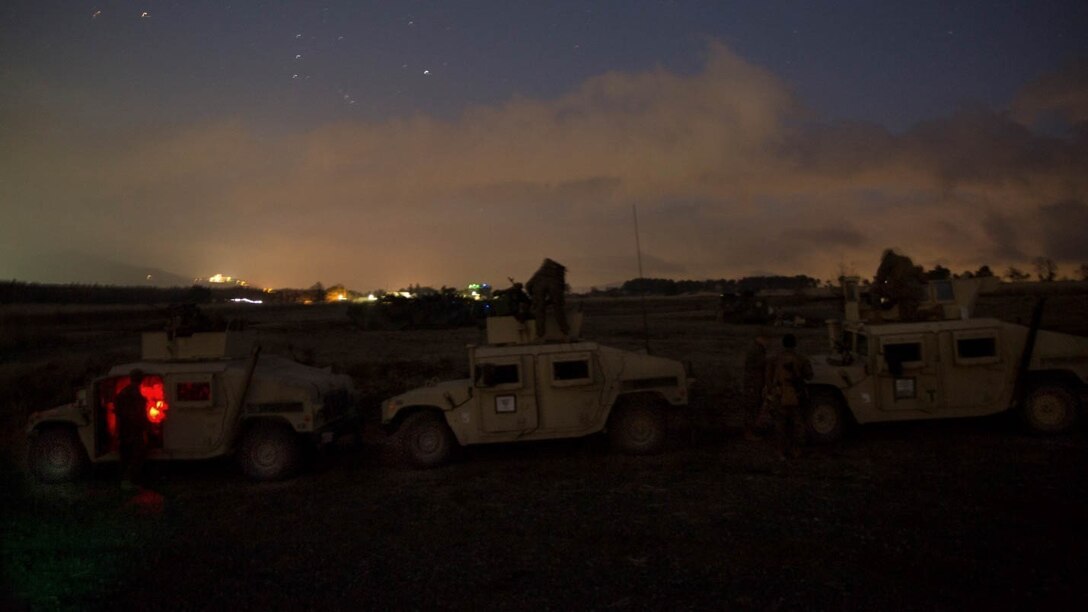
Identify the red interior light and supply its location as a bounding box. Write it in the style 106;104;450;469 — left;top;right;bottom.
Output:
140;378;169;423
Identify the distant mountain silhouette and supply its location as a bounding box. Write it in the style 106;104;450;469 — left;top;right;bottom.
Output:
0;250;195;287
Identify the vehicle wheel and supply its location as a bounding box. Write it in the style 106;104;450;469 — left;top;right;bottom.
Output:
1022;385;1078;434
400;412;456;468
29;427;89;483
239;421;301;481
608;401;667;455
805;389;847;444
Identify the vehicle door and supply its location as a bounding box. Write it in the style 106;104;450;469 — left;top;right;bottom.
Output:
162;373;221;452
876;333;941;412
535;351;604;433
939;328;1005;414
92;374;167;457
92;376;124;458
474;355;539;433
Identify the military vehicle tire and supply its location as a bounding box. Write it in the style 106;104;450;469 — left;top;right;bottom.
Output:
1022;385;1078;434
401;411;456;468
805;389;847;444
239;421;301;481
29;427;89;483
608;401;667;455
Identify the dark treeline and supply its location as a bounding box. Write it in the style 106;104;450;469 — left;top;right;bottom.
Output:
0;281;267;305
603;275;823;296
2;275;829;305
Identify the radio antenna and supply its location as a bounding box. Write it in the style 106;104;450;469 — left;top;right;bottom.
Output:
632;204;651;353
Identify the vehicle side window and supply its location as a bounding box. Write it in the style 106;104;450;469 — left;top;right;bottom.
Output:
882;341;922;376
177;381;211;402
554;360;589;380
884;342;921;363
476;362;520;387
551;354;594;387
169;374;214;408
954;331;1000;365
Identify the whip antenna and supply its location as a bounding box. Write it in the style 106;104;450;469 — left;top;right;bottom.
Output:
632;204;651;353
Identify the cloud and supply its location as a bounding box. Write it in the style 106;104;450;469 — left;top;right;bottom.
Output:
1012;59;1088;127
783;225;866;247
3;43;1088;289
1039;200;1088;260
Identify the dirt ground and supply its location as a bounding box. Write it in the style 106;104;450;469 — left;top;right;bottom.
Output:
2;296;1087;610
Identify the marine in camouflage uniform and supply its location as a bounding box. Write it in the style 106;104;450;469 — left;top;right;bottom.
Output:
526;258;569;338
742;332;769;440
766;334;813;459
116;368;150;489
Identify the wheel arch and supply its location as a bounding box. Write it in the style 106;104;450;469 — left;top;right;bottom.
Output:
806;384;857;424
30;419;82;435
1021;370;1085;416
239;415;297;434
610;390;671;414
1023;369;1086;395
386;404;451;433
28;424;91;482
29;420;94;458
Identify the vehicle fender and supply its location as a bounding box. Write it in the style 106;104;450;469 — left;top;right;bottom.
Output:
387;405;469;445
1022;370;1087;410
237;416;299;445
609;391;671;415
28;406;97;462
27;403;87;433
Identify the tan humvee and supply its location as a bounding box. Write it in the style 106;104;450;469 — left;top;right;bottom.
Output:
26;331;356;482
804;277;1087;442
381;311;692;467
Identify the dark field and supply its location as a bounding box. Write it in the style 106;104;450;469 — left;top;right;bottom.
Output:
2;294;1087;610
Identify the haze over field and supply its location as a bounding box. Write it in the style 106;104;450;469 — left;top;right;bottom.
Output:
2;2;1086;289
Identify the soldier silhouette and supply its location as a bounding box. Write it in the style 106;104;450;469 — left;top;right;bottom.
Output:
525;258;569;338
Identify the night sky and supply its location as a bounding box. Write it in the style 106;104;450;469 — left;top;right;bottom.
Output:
2;1;1087;290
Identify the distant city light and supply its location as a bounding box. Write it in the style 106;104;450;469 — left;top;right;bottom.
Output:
207;273;249;286
230;298;263;304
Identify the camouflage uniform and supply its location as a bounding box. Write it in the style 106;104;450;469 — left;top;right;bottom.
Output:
766;338;813;458
116;372;149;487
742;337;768;437
526;258;568;337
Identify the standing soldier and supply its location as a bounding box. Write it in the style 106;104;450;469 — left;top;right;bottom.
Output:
116;368;150;490
525;258;569;338
742;331;769;440
766;334;813;459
